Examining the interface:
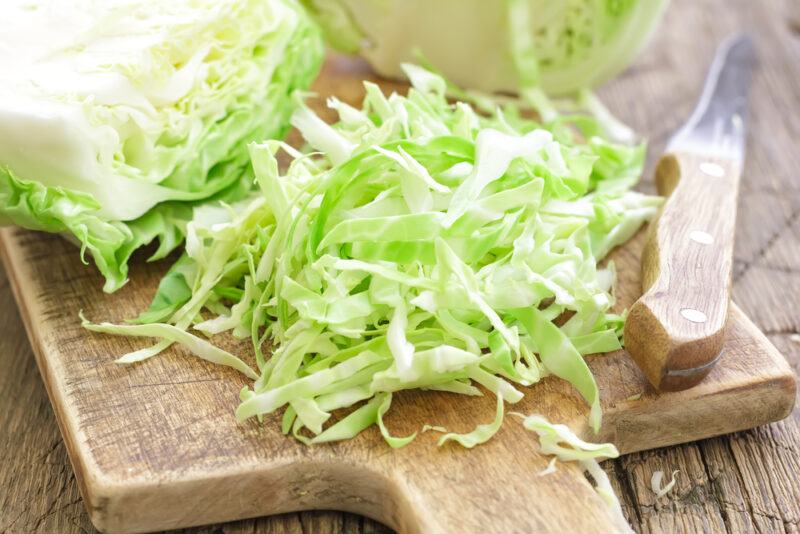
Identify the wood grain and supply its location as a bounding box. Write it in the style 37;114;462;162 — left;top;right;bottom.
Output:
627;153;740;390
2;0;800;532
0;259;393;534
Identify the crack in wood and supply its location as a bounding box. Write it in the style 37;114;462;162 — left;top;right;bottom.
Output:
613;460;644;526
735;206;800;283
764;329;800;336
756;264;800;276
697;442;739;533
127;378;221;389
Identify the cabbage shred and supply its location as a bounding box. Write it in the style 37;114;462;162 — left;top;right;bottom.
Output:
85;64;661;446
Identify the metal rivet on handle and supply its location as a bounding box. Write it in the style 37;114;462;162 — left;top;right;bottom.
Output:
689;230;714;245
680;308;708;323
699;162;725;177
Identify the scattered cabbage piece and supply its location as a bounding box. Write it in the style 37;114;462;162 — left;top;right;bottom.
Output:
85;65;661;450
539;457;558;477
422;425;448;434
377;392;418;448
651;469;680;499
434;394;505;449
0;0;323;292
515;413;630;531
81;315;259;380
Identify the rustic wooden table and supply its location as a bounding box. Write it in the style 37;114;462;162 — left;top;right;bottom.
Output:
1;0;798;532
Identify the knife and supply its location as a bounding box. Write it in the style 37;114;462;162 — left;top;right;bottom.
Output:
625;35;756;391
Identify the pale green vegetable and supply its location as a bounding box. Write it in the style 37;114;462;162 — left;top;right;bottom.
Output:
511;307;602;431
81;316;259;380
515;413;619;461
376;393;418;448
0;0;323;292
434;394;505;448
539;457;558;476
651;470;680;499
86;65;661;449
300;0;668;95
301;0;669;143
514;413;630;530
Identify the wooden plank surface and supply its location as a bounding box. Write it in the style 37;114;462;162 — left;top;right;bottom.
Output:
1;0;799;533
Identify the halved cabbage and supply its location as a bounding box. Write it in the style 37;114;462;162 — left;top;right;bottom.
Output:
0;0;323;291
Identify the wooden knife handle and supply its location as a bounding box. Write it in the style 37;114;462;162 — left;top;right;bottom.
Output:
626;151;740;391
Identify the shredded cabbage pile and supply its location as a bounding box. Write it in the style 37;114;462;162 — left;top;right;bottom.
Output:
86;64;661;450
0;0;323;292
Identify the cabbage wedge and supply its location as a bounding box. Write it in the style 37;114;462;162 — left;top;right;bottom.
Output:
0;0;323;292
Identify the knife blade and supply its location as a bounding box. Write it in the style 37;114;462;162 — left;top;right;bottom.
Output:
625;35;756;391
667;35;755;161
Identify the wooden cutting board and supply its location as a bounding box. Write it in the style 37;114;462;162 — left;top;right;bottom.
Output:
1;57;795;534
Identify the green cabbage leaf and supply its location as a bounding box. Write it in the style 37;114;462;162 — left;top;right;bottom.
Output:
0;0;323;292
